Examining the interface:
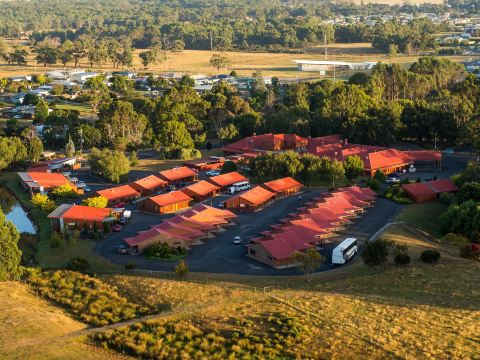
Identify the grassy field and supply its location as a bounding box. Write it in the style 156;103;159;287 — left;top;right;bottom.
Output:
2;223;479;359
132;149;220;172
54;103;94;116
397;202;447;238
0;41;478;79
0;281;130;360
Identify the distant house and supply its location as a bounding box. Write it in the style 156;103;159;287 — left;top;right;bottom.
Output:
207;171;248;190
17;171;80;195
129;175;168;196
402;179;458;203
181;180;220;202
157;166;198;185
225;186;276;211
183;158;224;171
27;157;78;173
48;204;116;232
263;177;303;198
96;185;140;204
137;191;193;214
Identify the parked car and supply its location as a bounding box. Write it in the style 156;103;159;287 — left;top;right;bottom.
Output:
206;170;221;176
119;217;127;225
443;148;454;155
83;185;91;192
233;236;241;245
386;175;400;184
112;224;123;232
115;243;129;254
114;202;126;208
166;185;176;192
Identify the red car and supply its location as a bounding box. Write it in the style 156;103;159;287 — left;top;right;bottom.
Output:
114;202;126;208
112;224;123;232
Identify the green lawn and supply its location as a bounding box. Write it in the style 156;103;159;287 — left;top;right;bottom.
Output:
54;103;94;116
397;201;447;238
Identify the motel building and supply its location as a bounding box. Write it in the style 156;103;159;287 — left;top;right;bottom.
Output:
225;186;276;211
157;166;198;185
263;177;303;198
48;204;117;232
96;185;141;205
17;171;81;195
137;190;193;214
129;175;168;196
207;171;249;190
181;180;220;202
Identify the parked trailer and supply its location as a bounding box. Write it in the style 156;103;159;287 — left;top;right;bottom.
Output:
332;237;358;265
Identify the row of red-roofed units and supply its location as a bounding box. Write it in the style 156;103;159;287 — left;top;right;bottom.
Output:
123;204;237;254
246;186;377;269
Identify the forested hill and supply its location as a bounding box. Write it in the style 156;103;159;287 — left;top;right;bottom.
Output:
0;0;452;53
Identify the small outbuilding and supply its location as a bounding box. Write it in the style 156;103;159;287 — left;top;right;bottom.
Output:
157;166;198;184
225;186;276;211
130;175;168;196
137;191;193;214
402;178;458;204
263;177;303;198
181;180;220;202
97;185;140;205
207;171;248;190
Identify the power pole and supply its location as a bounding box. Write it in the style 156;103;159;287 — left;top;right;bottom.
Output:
324;31;327;59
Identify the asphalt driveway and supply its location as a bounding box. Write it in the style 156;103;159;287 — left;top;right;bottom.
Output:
96;189;404;276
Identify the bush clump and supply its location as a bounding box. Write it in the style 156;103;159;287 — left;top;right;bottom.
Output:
420;249;441;264
91;312;306;359
394;253;411;266
362;239;390;268
66;257;89;272
23;269;148;326
383;184;414;204
144;243;187;260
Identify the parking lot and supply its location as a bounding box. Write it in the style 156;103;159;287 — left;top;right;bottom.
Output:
86;154;468;276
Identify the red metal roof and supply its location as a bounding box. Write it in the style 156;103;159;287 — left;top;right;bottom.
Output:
182;180;219;196
362;149;410;171
97;185;140;201
307;135;341;148
24;172;72;188
48;204;112;222
430;179;458;193
234;186;276;205
208;171;248;187
402;182;435;197
158;166;197;181
403;150;442;162
131;175;167;190
153;222;203;239
260;238;297;260
263;177;303;193
149;191;193;207
124;227;191;247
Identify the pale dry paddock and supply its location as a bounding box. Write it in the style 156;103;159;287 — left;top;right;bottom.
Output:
0;40;475;79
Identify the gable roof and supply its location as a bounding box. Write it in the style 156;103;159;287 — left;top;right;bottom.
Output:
402;150;442;162
97;185;140;201
362;149;410;171
402;182;436;197
234;186;276;205
148;191;193;207
131;175;167;190
208;171;248;187
402;178;458;197
260;238;297;260
263;177;303;193
182;180;219;196
48;204;112;222
18;171;73;189
430;179;458;193
158;166;197;181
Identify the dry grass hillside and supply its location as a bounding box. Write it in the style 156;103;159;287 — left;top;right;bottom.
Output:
0;282;130;360
2;223;479;359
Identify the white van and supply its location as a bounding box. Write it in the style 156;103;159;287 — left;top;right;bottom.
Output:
228;181;250;194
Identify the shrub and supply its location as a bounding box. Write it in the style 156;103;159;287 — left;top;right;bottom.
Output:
82;195;108;208
31;193;56;212
394;253;411;266
438;192;453;206
50;231;64;249
23;269;148;326
442;233;468;247
144;243;187;259
129;151;139;166
173;148;201;160
366;178;381;192
420;249;441;264
175;260;189;278
67;257;89;271
221;160;238;174
374;169;386;183
51;183;78;199
362;239;389;268
125;262;137;270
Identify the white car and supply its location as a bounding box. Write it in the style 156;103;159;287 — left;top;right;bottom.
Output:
233;236;241;245
206;170;221;176
386;176;400;184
